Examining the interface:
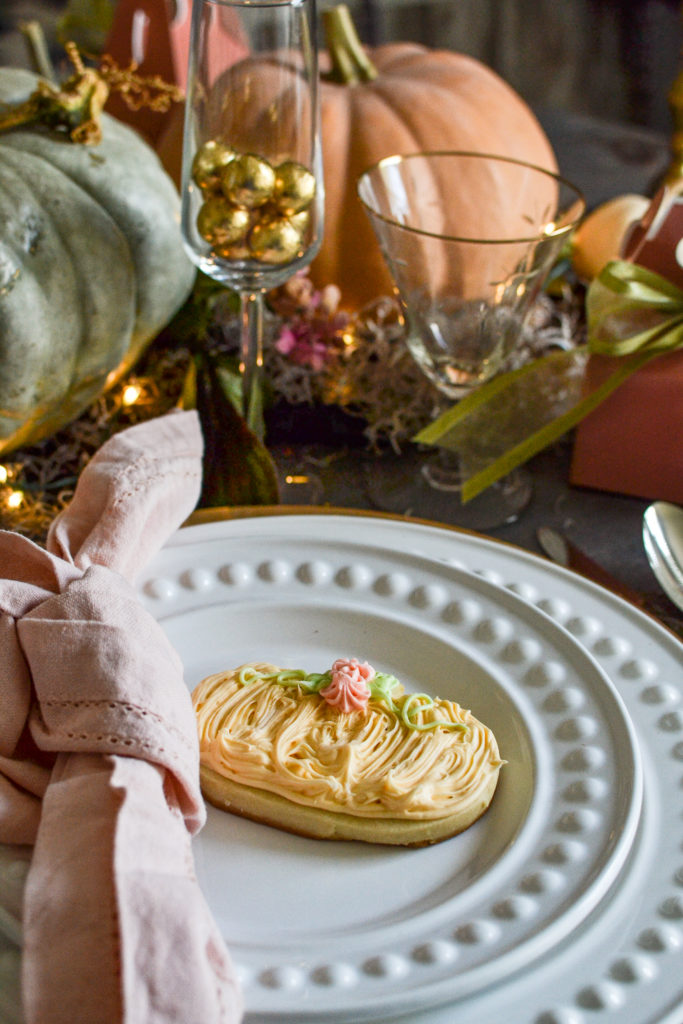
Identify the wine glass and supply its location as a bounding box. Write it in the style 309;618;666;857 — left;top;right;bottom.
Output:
357;151;585;529
180;0;324;435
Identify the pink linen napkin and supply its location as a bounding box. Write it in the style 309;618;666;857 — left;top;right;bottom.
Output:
0;410;242;1024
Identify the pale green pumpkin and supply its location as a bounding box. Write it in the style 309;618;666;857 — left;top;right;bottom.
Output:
0;67;195;452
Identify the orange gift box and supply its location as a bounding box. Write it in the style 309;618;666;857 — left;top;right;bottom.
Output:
570;349;683;503
571;185;683;504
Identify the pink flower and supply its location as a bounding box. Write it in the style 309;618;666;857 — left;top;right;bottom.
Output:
270;271;350;371
275;323;331;371
320;658;375;712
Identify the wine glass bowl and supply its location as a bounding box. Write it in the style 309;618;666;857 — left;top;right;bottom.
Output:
358;151;585;401
180;0;323;424
357;151;585;528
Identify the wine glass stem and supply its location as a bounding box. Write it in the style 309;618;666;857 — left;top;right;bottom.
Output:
239;288;264;434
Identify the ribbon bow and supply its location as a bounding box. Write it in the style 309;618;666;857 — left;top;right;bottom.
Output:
415;259;683;502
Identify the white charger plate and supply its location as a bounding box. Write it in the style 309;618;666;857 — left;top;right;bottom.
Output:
1;510;681;1024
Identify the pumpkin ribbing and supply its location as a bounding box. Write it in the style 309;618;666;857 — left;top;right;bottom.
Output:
0;67;194;452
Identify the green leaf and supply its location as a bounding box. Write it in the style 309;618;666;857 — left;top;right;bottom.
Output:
194;352;279;508
215;362;266;441
214;363;243;415
165;272;275;505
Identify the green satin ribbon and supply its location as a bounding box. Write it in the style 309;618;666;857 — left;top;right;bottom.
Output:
414;259;683;503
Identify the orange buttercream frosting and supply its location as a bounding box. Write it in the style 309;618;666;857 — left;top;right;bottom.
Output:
192;661;503;821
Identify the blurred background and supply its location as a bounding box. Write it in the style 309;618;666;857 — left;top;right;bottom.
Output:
0;0;681;134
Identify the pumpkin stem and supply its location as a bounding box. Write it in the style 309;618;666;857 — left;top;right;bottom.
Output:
322;5;378;84
0;43;183;146
0;43;109;144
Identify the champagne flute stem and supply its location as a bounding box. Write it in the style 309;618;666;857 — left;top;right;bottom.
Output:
239;288;264;435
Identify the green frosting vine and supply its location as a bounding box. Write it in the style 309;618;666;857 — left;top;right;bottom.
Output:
236;665;467;733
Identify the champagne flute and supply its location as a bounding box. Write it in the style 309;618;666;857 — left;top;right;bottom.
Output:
358;151;585;529
180;0;324;434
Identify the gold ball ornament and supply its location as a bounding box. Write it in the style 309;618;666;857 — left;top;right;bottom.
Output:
249;215;302;264
192;140;236;193
221;154;276;208
273;160;316;214
197;197;251;247
215;240;252;261
288;208;311;237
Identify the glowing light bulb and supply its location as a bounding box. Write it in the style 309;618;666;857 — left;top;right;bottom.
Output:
7;490;23;509
0;465;7;484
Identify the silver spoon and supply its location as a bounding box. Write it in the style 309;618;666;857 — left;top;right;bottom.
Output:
643;501;683;614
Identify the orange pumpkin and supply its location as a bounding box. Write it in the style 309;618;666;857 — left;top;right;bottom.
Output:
313;6;557;309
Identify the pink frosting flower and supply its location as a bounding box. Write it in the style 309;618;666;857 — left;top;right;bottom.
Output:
320;658;375;712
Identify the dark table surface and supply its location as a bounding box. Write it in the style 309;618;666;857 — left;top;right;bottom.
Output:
269;110;683;636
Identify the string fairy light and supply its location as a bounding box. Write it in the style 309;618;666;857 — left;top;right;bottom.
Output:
0;350;189;540
121;383;142;406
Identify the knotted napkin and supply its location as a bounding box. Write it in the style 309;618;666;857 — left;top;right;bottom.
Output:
0;410;242;1024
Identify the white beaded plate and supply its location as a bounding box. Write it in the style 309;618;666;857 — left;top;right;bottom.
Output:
2;511;681;1024
138;520;643;1022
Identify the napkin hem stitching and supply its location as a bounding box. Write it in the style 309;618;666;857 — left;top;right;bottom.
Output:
110;466;200;510
41;698;194;752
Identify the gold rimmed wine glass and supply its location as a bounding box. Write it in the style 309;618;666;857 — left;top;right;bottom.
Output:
358;150;585;529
